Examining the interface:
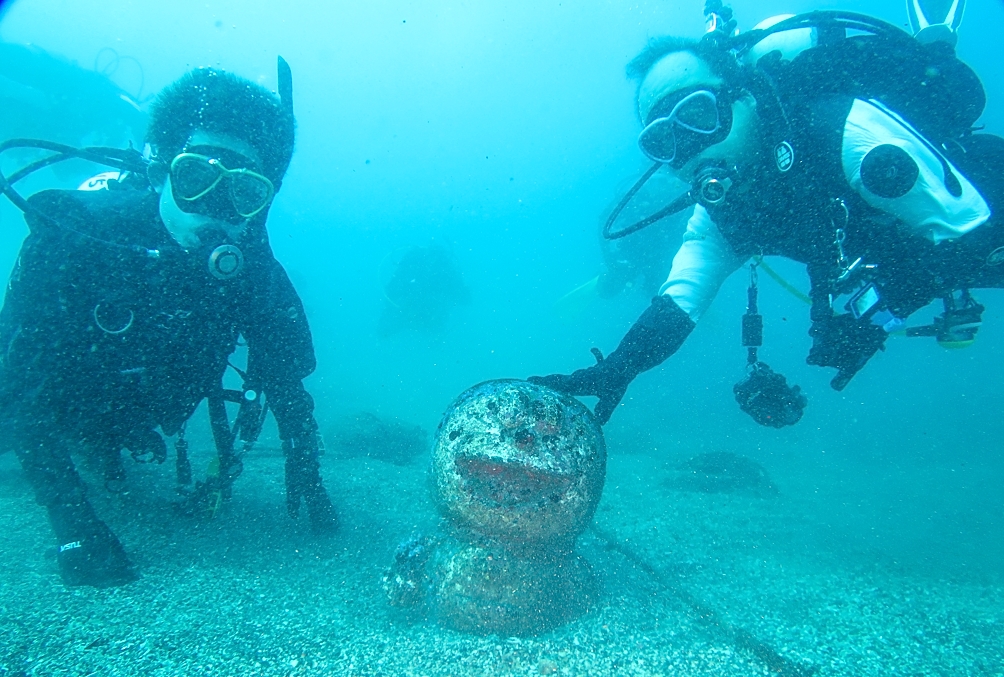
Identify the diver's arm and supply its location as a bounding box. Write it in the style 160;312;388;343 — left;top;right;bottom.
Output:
531;206;742;424
243;258;315;432
659;204;745;320
243;257;337;533
803;99;993;391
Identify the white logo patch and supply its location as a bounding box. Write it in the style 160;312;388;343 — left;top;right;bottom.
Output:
774;141;794;173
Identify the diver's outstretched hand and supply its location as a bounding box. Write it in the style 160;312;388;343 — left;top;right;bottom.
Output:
530;297;696;424
529;350;627;425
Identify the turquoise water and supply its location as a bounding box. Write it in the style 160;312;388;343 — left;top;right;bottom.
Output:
1;1;1002;675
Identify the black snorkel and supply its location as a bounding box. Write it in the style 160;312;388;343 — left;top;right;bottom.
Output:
275;55;294;190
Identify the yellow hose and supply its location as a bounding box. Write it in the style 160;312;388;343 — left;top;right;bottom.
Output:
753;256;811;305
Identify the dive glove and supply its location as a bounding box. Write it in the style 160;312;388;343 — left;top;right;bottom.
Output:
806;313;887;391
530;295;695;424
283;434;339;535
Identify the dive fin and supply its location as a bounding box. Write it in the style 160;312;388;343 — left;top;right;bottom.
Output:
553;276;600;322
907;0;966;45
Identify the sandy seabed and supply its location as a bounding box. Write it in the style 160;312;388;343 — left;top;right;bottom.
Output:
1;430;1001;677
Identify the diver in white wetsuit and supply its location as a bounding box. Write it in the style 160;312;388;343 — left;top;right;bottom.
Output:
533;2;1004;427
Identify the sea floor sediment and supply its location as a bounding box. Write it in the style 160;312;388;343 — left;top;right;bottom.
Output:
1;440;1001;677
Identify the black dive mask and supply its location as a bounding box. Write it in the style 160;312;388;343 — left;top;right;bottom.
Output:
638;87;734;169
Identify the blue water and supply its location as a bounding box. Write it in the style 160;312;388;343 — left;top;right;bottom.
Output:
1;0;1003;673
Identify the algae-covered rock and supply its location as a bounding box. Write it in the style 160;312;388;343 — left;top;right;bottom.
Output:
667;451;778;496
383;533;432;609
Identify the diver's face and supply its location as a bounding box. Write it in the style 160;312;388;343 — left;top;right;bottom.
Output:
157;131;266;248
637;51;761;183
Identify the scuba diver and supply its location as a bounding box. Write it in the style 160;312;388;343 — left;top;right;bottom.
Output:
0;61;338;588
379;243;470;336
532;0;1003;427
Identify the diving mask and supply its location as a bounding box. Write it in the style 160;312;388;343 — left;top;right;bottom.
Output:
638;88;732;167
169;152;275;220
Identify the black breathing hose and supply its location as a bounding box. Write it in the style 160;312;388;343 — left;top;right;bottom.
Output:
602;162;696;240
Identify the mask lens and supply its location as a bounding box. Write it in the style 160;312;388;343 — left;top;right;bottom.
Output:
673;92;720;133
171;155;221;200
229;172;273;216
638;89;725;166
638;117;678;163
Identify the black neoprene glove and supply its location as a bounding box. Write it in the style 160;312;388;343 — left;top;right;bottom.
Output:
530;295;696;424
283;434;339;535
807;313;888;391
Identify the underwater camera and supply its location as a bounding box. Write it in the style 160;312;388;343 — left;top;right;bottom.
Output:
734;362;807;428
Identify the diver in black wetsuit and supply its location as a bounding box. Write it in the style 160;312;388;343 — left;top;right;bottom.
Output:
0;63;337;588
533;4;1004;427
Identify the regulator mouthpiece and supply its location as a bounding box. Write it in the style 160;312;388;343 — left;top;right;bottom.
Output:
694;163;734;207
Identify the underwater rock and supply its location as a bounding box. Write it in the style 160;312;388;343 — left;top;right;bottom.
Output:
382;532;598;637
666;451;779;496
383;533;432;608
432;379;606;547
324;412;428;466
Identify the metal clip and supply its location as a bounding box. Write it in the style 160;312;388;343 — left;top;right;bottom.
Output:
831;198;851;272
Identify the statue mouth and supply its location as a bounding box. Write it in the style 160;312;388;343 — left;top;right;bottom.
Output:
454;456;573;507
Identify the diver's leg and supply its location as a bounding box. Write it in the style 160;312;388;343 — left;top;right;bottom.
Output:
943;134;1004;289
15;434;136;587
941;213;1004;291
283;438;339;535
